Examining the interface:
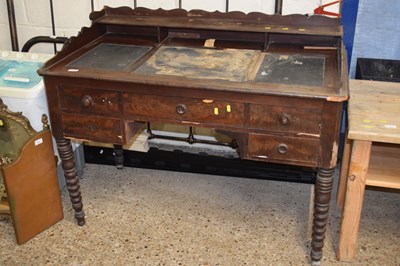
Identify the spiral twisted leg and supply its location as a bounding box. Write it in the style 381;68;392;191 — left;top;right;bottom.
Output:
310;167;334;264
56;138;85;225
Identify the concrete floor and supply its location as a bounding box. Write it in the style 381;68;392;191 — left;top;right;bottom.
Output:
1;163;399;265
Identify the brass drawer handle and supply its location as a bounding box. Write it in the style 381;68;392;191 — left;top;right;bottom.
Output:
280;114;290;125
176;103;187;115
277;143;288;154
81;95;93;107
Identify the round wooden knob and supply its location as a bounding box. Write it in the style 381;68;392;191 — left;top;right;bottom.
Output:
277;143;288;154
176;103;187;115
81;95;93;107
280;114;290;125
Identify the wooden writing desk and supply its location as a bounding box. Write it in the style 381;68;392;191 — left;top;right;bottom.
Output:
39;7;348;264
337;79;400;261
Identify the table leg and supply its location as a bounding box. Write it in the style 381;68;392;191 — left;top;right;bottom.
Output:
56;138;85;225
337;134;352;208
113;144;124;169
337;140;372;261
310;167;334;265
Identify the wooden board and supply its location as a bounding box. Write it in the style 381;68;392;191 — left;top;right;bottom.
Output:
348;80;400;144
366;143;400;188
2;130;63;244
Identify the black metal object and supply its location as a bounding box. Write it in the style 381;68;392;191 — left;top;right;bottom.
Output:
49;0;57;53
146;123;238;148
226;0;229;12
6;0;18;51
275;0;283;14
21;36;68;52
356;58;400;82
84;145;316;184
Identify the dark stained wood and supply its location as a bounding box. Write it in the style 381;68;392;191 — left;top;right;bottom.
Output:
311;167;335;262
56;138;85;226
38;7;348;264
123;93;245;126
246;133;319;167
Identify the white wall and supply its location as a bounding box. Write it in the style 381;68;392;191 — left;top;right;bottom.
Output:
0;0;339;54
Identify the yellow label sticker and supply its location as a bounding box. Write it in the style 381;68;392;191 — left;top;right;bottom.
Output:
298;28;306;32
0;119;3;126
363;119;371;123
214;107;219;115
265;26;272;30
364;125;373;128
379;120;387;123
226;105;231;112
281;27;289;30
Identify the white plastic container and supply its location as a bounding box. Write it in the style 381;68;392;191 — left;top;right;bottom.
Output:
0;50;52;132
0;50;85;188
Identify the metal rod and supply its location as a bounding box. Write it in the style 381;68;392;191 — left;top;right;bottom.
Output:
226;0;229;12
134;0;137;8
6;0;19;51
179;0;182;9
21;36;68;52
91;0;94;11
49;0;57;53
275;0;283;15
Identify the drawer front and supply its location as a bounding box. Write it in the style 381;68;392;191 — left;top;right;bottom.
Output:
62;114;122;143
248;104;321;134
123;93;244;125
58;86;120;115
247;133;319;166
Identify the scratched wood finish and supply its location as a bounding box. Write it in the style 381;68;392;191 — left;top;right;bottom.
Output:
59;86;120;115
248;104;322;135
123;93;245;126
246;133;319;167
348;80;400;144
62;114;122;144
38;7;348;265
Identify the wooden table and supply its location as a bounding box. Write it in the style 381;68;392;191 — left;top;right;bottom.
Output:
337;79;400;261
39;7;348;264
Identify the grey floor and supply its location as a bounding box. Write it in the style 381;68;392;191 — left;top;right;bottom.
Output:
1;163;399;265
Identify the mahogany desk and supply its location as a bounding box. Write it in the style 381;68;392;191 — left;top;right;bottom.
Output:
337;80;400;261
39;7;348;264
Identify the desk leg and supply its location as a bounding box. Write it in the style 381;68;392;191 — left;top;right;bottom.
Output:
56;138;85;226
337;140;371;261
311;167;334;265
337;134;352;208
113;144;124;169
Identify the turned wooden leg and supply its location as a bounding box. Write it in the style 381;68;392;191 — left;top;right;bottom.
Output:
113;144;124;169
56;138;85;225
310;167;334;265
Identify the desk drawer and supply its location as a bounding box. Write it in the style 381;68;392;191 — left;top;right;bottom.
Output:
62;114;122;143
247;133;319;166
123;93;244;125
248;104;321;134
58;86;120;115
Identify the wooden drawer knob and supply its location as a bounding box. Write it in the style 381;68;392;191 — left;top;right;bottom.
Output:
81;95;93;107
277;143;288;154
280;114;290;125
176;103;187;115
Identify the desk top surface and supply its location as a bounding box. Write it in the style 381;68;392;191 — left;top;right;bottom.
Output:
348;79;400;144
